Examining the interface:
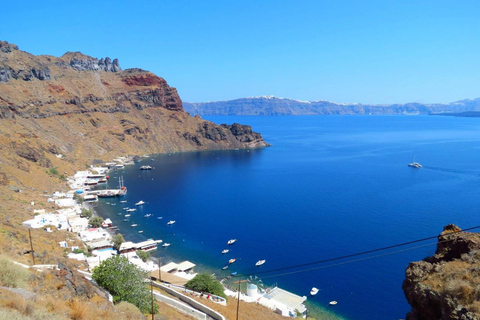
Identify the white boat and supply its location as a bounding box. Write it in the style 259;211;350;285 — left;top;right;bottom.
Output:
167;220;176;225
229;258;236;264
135;200;145;206
125;214;131;217
310;287;319;296
138;230;143;234
144;214;152;217
222;265;229;270
130;224;138;227
162;243;171;247
329;301;338;305
222;249;229;254
140;165;152;170
120;200;127;203
255;260;266;267
227;239;237;245
408;156;422;168
157;217;163;219
127;208;137;212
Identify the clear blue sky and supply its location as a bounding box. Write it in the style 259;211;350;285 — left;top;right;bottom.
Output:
3;1;480;104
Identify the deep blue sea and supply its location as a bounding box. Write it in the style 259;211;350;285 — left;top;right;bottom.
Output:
94;115;480;320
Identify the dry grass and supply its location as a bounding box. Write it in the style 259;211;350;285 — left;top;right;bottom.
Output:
0;255;31;288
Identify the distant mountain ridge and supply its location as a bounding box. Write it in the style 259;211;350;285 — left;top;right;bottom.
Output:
183;95;480;116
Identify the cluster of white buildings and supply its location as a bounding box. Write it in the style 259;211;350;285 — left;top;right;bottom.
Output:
225;284;307;318
22;159;164;273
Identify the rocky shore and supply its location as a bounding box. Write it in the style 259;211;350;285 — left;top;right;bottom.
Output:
403;224;480;320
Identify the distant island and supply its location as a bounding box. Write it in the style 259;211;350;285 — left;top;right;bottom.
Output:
183;95;480;116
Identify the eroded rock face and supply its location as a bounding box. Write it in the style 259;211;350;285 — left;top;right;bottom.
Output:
0;41;269;177
403;225;480;320
70;56;121;72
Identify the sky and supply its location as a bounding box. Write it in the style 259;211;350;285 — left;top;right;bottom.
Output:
3;1;480;104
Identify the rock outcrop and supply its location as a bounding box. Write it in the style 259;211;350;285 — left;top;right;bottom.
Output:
403;225;480;320
0;41;269;190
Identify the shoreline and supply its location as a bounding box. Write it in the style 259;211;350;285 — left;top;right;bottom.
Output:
85;154;346;320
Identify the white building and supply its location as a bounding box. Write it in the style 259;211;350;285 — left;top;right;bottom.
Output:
79;228;111;242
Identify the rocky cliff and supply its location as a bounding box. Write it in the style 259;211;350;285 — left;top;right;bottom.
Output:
0;41;268;190
183;95;480;116
403;225;480;320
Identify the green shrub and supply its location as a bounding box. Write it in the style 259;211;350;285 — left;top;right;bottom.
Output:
92;255;158;314
185;273;226;298
136;250;149;263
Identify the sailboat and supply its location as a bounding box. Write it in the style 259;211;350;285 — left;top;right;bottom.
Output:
408;156;422;168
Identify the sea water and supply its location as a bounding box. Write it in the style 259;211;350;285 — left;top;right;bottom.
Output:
94;115;480;320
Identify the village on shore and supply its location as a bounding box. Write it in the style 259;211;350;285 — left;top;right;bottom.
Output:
22;155;309;318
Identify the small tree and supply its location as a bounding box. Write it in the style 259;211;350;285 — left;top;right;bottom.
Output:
112;234;124;251
89;216;103;228
136;250;149;262
92;255;158;313
185;273;226;298
80;208;92;219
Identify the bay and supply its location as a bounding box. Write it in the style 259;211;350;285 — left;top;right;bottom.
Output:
95;115;480;320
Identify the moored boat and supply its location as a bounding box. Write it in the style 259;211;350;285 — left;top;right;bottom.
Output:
310;287;319;295
135;200;145;206
255;260;266;267
162;243;171;247
229;258;236;264
227;239;237;245
222;249;229;254
167;220;176;225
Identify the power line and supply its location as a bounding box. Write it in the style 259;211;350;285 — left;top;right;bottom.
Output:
233;225;480;278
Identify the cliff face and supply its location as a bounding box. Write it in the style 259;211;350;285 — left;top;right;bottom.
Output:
403;225;480;320
0;41;268;190
183;96;480;116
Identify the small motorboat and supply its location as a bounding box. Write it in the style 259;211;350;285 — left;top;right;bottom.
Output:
255;260;266;267
125;214;131;217
138;230;143;234
117;212;122;215
162;243;171;247
167;220;176;225
130;223;138;227
122;219;130;222
231;272;237;276
140;165;152;170
157;217;163;219
222;265;229;270
227;239;237;245
222;249;229;254
229;258;236;264
122;207;129;210
127;208;137;212
135;200;145;206
310;287;319;296
329;301;338;306
120;200;127;203
144;214;152;217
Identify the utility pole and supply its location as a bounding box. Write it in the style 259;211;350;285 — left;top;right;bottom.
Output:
151;279;155;320
28;228;35;265
158;256;161;282
233;279;249;320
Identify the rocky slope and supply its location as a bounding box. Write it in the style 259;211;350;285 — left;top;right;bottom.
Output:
0;40;268;190
183;95;480;116
403;225;480;320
